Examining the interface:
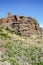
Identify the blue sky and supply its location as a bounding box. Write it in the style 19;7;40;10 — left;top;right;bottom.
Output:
0;0;43;27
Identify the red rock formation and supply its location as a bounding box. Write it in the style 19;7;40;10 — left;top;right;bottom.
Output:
0;12;42;36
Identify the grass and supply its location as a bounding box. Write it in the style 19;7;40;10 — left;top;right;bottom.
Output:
0;26;43;65
0;33;11;39
6;27;20;35
1;43;43;65
6;27;14;34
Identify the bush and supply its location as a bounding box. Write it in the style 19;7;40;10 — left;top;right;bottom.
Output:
0;33;11;39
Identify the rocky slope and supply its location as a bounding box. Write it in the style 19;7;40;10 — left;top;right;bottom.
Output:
0;26;43;65
0;12;42;36
0;12;43;65
42;28;43;36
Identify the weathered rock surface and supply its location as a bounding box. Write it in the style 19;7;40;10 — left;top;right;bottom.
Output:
42;28;43;36
0;12;42;36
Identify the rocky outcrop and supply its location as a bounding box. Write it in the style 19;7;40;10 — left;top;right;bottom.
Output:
42;28;43;36
0;12;42;36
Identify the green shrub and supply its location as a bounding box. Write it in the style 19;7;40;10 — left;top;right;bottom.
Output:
6;27;14;34
0;33;11;39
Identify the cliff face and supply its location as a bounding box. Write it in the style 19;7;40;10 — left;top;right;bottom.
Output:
0;13;42;36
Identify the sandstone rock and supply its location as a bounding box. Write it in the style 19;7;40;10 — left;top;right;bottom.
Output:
42;28;43;36
0;12;42;36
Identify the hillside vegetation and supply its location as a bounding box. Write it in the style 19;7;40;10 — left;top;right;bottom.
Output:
0;26;43;65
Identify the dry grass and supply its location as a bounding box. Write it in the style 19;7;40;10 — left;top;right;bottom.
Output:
0;27;43;65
